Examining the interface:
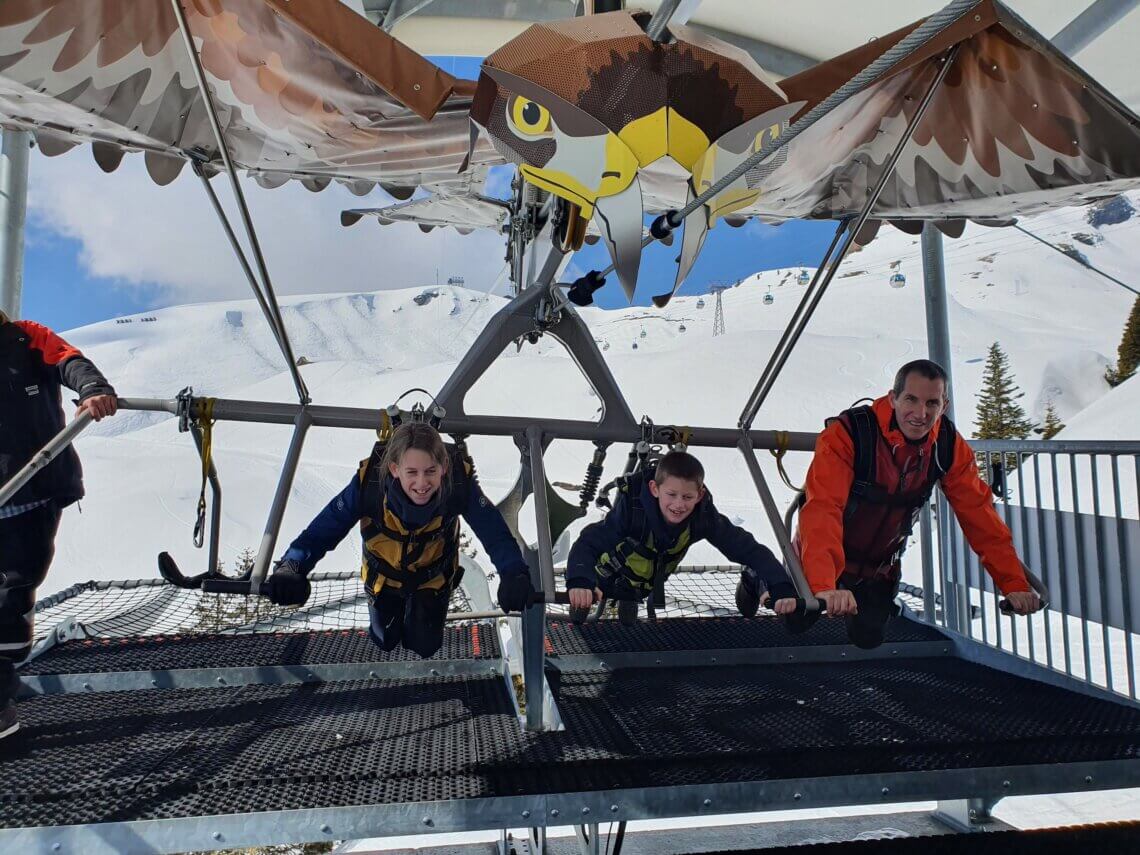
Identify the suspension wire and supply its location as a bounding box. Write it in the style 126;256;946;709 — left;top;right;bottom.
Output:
1012;223;1139;296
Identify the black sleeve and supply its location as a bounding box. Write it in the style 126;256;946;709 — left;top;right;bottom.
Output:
566;496;629;590
60;355;116;401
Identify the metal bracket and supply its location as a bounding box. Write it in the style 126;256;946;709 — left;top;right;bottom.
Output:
932;797;1002;833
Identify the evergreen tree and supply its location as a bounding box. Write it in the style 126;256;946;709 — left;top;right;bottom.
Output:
975;342;1035;475
1105;295;1140;386
190;548;298;632
1035;400;1065;440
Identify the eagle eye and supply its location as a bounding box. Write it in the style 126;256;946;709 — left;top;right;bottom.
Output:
508;96;552;137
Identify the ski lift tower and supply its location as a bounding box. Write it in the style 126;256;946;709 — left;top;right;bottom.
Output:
710;282;730;336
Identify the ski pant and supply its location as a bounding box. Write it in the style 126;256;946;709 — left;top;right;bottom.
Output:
784;572;899;649
367;585;449;659
0;502;62;705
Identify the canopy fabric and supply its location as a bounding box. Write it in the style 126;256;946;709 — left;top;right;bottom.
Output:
3;0;1140;299
0;0;499;191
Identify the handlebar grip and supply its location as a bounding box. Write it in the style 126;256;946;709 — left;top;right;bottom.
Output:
201;578;269;596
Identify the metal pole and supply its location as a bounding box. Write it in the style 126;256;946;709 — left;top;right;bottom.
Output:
526;427;558;599
919;503;937;623
0;410;94;506
738;435;816;608
739;47;960;429
1052;0;1140;55
921;224;956;419
248;408;312;591
168;0;310;404
522;427;552;731
645;0;683;41
0;129;30;319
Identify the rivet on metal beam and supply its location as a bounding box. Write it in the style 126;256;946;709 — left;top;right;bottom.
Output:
881;787;890;796
551;809;560;817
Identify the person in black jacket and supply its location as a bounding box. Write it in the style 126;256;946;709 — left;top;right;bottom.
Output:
264;422;535;657
0;311;117;740
566;451;798;625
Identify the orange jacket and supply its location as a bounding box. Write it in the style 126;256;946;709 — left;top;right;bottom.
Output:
799;396;1030;595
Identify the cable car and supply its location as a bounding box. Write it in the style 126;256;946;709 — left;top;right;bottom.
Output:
763;292;774;305
797;269;810;286
632;342;638;350
679;324;687;333
639;327;647;339
603;341;610;351
889;272;906;288
696;298;705;309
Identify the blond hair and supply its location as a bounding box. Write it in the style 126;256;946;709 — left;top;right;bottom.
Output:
0;309;9;324
381;422;450;482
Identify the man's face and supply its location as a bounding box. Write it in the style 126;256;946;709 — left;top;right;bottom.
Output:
648;475;705;525
889;373;948;441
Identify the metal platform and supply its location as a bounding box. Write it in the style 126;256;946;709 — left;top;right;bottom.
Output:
3;613;1139;854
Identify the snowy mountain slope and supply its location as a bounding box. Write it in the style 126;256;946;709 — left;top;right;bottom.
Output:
46;197;1139;591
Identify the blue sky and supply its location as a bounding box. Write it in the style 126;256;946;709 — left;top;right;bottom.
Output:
20;55;836;329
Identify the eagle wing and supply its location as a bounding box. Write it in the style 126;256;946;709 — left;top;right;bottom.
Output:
0;0;501;192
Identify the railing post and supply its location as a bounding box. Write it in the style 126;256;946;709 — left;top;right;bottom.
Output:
919;502;937;624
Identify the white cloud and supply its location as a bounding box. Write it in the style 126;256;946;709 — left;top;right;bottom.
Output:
25;147;509;305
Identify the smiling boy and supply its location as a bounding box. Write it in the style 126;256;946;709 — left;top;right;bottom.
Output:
566;451;797;625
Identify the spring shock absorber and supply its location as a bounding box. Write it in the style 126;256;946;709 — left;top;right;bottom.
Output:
578;441;609;508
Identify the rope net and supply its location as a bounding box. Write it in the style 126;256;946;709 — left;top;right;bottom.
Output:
33;568;931;641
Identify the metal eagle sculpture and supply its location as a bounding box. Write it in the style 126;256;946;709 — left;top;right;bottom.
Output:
2;0;1140;304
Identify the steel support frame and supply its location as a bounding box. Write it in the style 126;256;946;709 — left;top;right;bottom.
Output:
5;757;1137;855
434;263;636;433
109;397;819;451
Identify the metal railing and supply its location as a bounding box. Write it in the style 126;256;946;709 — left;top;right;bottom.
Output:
926;438;1140;701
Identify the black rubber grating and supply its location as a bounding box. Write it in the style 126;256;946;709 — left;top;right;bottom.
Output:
702;821;1140;854
546;615;946;656
4;657;1140;829
20;625;500;676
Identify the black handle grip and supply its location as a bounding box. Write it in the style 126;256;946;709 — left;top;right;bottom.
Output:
792;597;828;616
201;578;270;596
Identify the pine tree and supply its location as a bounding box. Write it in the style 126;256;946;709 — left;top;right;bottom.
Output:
1035;400;1065;440
1105;295;1140;386
975;342;1035;475
190;548;298;632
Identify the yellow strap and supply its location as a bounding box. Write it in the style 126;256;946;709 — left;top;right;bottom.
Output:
377;408;392;442
193;398;216;548
769;430;804;493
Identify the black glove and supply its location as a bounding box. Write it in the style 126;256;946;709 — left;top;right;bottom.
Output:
265;559;311;606
497;573;536;613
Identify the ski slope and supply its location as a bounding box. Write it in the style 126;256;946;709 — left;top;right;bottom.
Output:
47;197;1137;591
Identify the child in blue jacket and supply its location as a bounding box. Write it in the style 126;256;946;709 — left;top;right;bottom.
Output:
566;451;797;624
266;422;533;657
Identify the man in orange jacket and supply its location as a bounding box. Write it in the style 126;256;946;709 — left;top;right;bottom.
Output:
796;359;1041;648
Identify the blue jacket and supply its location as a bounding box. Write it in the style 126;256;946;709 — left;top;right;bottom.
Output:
566;473;794;599
282;469;529;582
